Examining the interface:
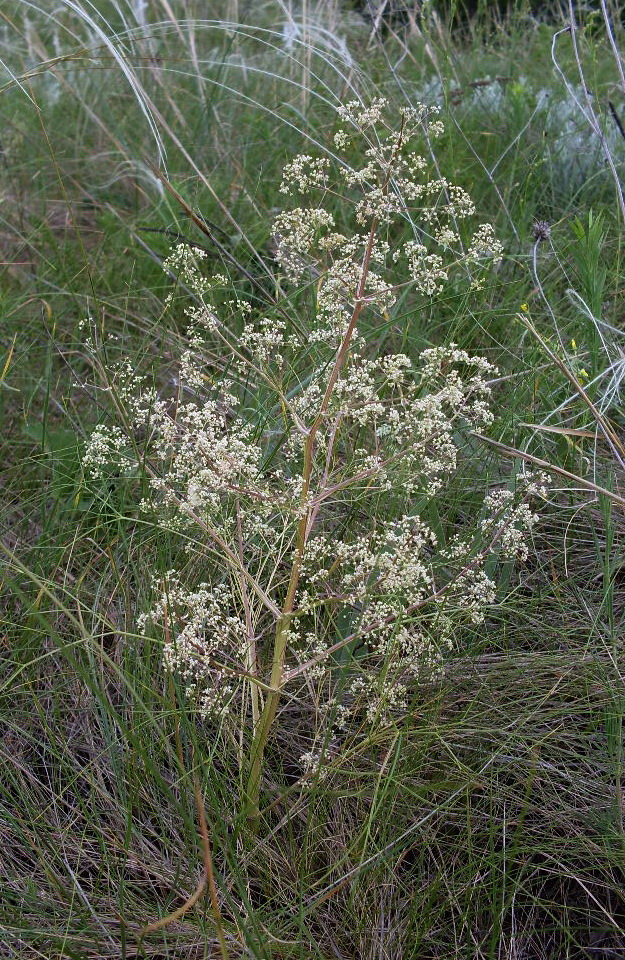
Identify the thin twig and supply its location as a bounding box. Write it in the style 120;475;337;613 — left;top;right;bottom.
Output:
139;874;207;936
608;99;625;141
474;434;625;508
553;12;625;222
193;759;231;960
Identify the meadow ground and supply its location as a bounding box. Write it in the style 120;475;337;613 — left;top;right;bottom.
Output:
1;2;625;957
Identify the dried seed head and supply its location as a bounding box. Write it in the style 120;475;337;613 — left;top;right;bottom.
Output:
532;220;552;243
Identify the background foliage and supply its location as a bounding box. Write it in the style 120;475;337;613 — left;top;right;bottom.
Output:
1;1;625;957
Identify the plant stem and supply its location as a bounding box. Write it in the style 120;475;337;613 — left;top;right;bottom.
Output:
244;217;383;829
243;122;407;827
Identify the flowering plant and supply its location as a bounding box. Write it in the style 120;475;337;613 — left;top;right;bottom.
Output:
83;99;542;826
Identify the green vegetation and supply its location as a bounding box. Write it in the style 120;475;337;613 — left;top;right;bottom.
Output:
1;2;625;957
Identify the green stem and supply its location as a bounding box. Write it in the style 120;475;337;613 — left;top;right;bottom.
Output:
245;611;294;827
243;142;401;828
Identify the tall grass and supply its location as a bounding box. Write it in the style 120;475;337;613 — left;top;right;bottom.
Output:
1;1;625;957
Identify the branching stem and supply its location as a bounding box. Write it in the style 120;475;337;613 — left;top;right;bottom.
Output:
243;122;408;828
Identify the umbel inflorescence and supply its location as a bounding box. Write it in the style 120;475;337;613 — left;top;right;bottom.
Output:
84;99;541;788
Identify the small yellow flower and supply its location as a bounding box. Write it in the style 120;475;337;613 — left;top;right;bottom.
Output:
520;303;528;312
571;338;577;351
579;368;589;380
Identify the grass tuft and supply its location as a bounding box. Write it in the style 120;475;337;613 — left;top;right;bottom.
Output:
2;1;625;957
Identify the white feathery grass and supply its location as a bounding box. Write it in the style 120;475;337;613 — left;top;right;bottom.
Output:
13;0;167;163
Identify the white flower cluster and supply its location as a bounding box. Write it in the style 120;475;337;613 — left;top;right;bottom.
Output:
81;102;542;773
279;155;330;195
293;466;545;736
281;343;496;498
468;223;504;264
273;99;499;350
82;423;128;477
137;574;247;720
482;473;548;563
398;241;447;295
